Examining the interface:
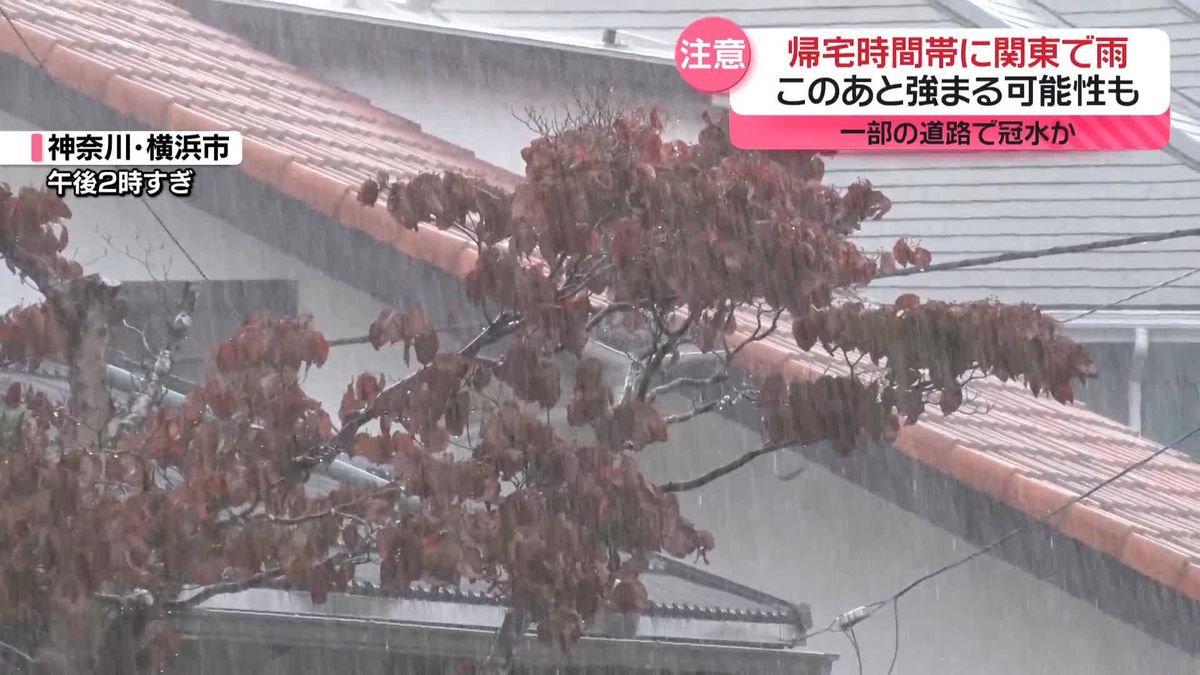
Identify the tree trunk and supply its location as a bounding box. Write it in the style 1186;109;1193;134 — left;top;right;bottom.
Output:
61;275;122;447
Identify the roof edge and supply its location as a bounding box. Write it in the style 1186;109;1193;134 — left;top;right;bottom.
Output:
727;336;1200;602
175;606;836;673
208;0;673;64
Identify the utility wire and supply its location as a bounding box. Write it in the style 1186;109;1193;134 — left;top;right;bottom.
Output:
1062;267;1200;323
808;250;1200;667
887;599;900;675
808;422;1200;642
0;5;208;281
845;626;864;675
877;227;1200;279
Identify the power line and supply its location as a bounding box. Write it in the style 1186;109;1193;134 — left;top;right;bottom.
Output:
137;193;208;280
877;227;1200;279
844;626;864;675
808;422;1200;646
1062;267;1200;323
0;5;208;282
887;599;900;675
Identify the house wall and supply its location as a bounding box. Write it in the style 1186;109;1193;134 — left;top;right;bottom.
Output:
634;409;1200;675
0;109;397;413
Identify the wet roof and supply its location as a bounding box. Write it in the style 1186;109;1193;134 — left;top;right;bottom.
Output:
187;553;827;670
232;0;1200;310
202;552;809;632
0;0;1197;609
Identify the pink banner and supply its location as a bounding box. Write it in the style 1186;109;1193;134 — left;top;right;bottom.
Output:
730;110;1170;151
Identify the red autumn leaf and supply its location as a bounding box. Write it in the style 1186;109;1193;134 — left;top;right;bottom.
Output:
611;577;649;614
357;177;380;206
4;382;20;408
339;384;363;422
318;411;334;438
215;340;239;372
377;527;399;558
309;564;331;604
356;373;381;402
379;555;402;591
911;246;932;270
309;330;330;366
414;330;439;365
353;435;392;464
894;293;922;311
612;400;668;450
891;238;913;267
939;382;963;415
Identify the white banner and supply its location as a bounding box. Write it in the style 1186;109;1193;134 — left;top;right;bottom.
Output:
0;131;243;166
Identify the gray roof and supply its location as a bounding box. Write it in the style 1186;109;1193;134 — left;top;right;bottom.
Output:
822;150;1200;309
249;0;1200;317
186;553;829;673
977;0;1200;113
944;0;1200;144
429;0;962;46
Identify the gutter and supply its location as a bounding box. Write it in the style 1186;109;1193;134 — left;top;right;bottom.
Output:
173;605;836;674
104;361;395;491
1129;327;1150;434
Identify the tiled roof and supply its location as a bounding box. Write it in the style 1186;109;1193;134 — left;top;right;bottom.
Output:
1;0;1198;604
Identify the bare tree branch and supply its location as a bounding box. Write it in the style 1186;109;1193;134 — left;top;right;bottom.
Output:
649;374;726;401
165;567;283;610
658;440;796;493
115;283;196;434
325;320;493;348
664;396;729;425
231;485;408;527
318;312;523;463
648;307;781;403
585;301;640;331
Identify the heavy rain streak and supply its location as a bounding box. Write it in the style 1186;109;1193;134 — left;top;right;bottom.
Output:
0;1;1196;674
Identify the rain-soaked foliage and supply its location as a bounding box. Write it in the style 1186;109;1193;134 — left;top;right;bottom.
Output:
0;110;1094;672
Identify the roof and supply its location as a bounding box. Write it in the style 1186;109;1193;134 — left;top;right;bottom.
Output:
0;0;1197;615
197;553;814;644
2;553;835;673
182;553;832;673
425;0;962;47
238;0;1200;312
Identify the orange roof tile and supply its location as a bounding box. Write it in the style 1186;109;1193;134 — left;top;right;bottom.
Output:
2;0;1199;603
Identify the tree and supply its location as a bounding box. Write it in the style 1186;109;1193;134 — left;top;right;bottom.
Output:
0;109;1095;673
